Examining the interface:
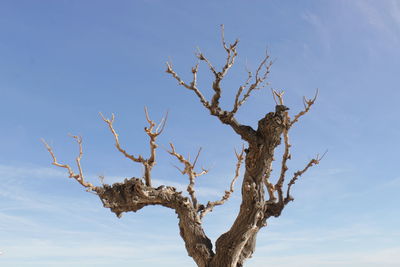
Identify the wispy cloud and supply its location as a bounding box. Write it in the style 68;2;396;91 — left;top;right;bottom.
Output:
250;222;400;266
354;0;400;44
0;163;196;267
0;164;65;180
248;246;400;267
0;238;194;267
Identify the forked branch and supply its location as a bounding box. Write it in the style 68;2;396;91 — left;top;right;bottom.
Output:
200;146;245;219
166;61;210;110
42;136;95;190
168;143;208;210
274;100;290;203
232;51;273;114
290;89;319;127
166;25;269;143
271;89;321;204
284;152;326;204
100;109;167;187
100;113;144;163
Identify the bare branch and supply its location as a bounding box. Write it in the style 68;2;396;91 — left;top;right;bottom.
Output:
196;48;218;77
219;24;239;77
232;51;273;114
199;146;245;219
166;28;259;143
289;89;319;127
265;178;276;203
100;112;144;163
268;88;319;205
232;68;252;114
220;24;230;52
275;121;291;203
284;151;326;204
196;26;239;111
143;107;167;187
42;137;95;190
94;177;214;265
155;110;168;134
166;61;211;109
272;89;285;105
100;110;167;187
192;147;202;169
168;143;208;209
267;89;291;203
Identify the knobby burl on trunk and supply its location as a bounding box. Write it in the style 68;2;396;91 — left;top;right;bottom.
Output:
43;26;323;267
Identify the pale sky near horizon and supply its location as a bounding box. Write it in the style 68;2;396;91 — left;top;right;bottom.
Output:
1;0;400;266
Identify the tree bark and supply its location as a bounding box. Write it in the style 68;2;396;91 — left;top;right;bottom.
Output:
207;111;285;267
94;178;214;267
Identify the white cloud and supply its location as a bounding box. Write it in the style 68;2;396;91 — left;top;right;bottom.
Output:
249;222;400;266
248;246;400;267
0;238;195;267
1;163;398;267
0;164;65;180
354;0;400;44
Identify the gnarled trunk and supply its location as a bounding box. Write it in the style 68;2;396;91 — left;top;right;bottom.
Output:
43;26;320;267
208;112;286;267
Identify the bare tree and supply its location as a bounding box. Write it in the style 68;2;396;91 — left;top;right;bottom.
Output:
43;26;322;267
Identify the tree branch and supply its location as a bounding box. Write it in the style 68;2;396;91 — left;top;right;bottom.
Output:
100;113;145;163
284;152;326;204
100;110;167;187
289;89;319;127
199;146;245;219
232;51;273;114
168;143;208;210
166;26;262;143
42;136;95;191
166;61;211;110
95;177;214;266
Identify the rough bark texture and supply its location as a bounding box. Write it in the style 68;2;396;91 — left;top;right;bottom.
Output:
44;27;320;267
209;111;286;267
95;178;214;267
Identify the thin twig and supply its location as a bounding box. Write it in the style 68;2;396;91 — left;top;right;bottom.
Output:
275;121;291;203
99;112;144;163
271;89;291;202
168;143;208;209
289;89;319;127
284;151;326;204
232;51;273;113
166;61;211;109
42;137;95;190
100;110;168;187
199;146;245;219
272;89;285;105
165;26;260;143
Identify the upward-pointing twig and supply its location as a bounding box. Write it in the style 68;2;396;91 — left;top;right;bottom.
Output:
42;136;95;191
199;146;245;219
100;109;168;187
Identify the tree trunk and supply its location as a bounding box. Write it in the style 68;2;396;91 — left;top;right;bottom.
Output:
208;112;286;267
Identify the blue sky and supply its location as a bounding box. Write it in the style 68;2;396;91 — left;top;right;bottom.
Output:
1;0;400;266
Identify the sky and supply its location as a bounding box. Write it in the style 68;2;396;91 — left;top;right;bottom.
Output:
1;0;400;266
